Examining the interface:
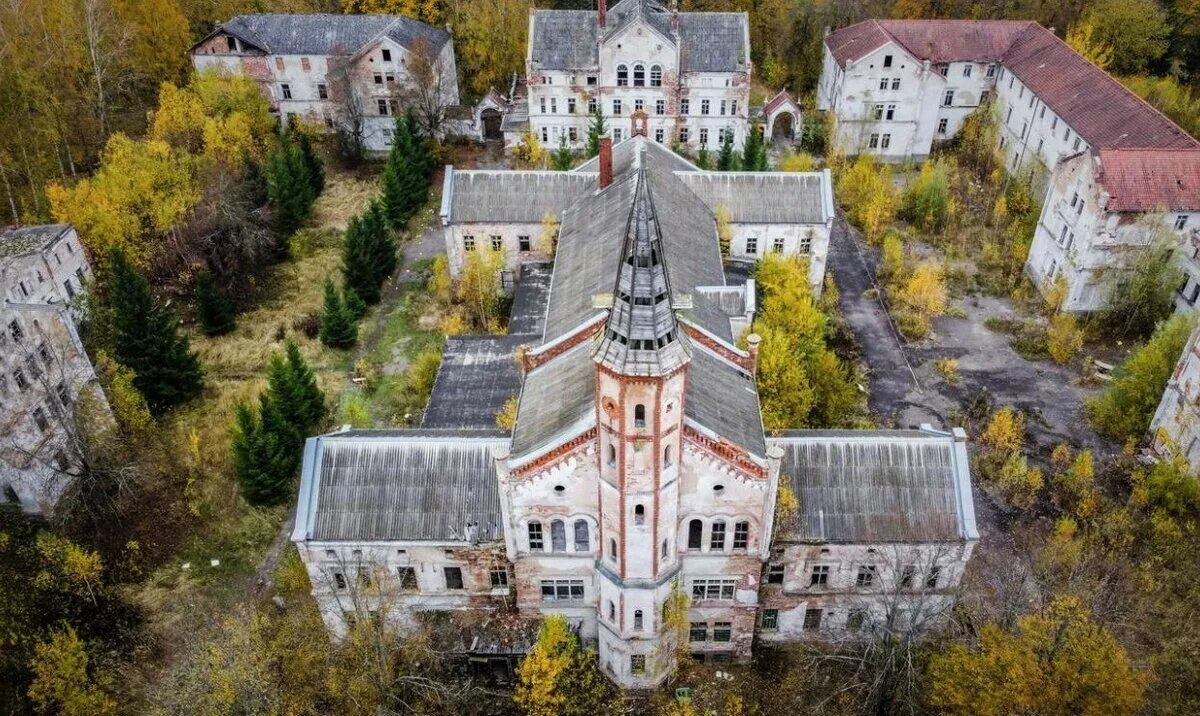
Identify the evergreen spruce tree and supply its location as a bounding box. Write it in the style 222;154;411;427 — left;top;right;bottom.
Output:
107;248;203;413
717;130;737;171
742;121;768;171
343;286;367;319
380;115;429;229
284;340;326;430
243;155;269;207
364;200;397;288
552;134;574;170
586;108;608;157
319;278;357;348
194;270;236;336
231;394;299;506
696;146;712;170
295;131;325;195
405;110;434;181
341;213;379;304
267;138;315;236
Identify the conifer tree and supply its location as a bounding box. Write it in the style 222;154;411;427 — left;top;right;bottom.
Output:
267;138;315;236
319;279;357;348
552;134;574;170
341;213;379;304
717;130;738;171
231;394;300;506
344;286;367;319
742;121;768;171
696;146;711;170
107;248;203;413
380;115;429;229
295;131;325;195
243;155;269;208
283;340;326;430
194;270;236;336
363;200;397;287
586;108;608;158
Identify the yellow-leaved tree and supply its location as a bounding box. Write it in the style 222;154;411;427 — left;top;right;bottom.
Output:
926;596;1146;716
514;614;618;716
452;0;533;95
1066;18;1115;69
341;0;443;24
28;627;117;716
836;154;899;242
893;257;948;339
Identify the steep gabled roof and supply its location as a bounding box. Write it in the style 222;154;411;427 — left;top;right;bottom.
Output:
0;224;71;260
202;13;450;56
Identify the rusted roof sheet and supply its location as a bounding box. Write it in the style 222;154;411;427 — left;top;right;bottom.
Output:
1098;149;1200;212
769;429;977;543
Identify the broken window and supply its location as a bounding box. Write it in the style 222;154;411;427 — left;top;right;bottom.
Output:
528;521;544;550
32;407;48;433
634;404;646;427
847;608;868;632
444;567;464;590
630;655;645;675
225;35;238;52
333;572;347;590
540;579;584;601
691;578;737;601
608;600;616;621
650;65;662;86
803;608;822;630
733;521;749;550
574;520;589;551
616;64;628;86
518;235;531;251
489;568;509;588
9;320;23;342
926;566;942;589
767;564;785;584
490;235;503;251
809;564;829;586
856;565;876;588
900;565;916;589
713;622;732;642
281;83;292;100
550;520;566;552
397;567;417;590
883;54;893;68
634;610;644;630
634;504;645;526
318;84;328;99
381;48;392;62
689;622;708;641
688;519;703;550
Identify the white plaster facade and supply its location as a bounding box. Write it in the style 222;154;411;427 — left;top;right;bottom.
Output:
190;14;461;152
1151;324;1200;471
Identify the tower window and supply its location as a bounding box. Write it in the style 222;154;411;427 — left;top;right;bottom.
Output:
634;504;645;525
574;519;590;551
663;445;673;466
607;443;617;466
634;609;644;630
528;521;544;550
551;520;566;552
710;520;726;550
687;519;703;550
661;539;669;559
608;600;616;621
609;538;617;562
634;404;646;428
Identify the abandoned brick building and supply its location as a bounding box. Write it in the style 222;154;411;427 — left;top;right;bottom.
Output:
292;137;979;688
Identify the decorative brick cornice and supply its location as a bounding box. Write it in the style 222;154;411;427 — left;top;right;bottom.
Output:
680;322;753;372
509;428;597;478
683;426;767;479
523;315;607;372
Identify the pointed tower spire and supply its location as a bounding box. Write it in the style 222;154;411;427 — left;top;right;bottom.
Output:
594;165;691;376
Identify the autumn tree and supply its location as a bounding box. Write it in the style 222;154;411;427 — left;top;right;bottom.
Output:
28;626;117;716
194;270;236;336
1083;0;1169;74
342;0;442;25
1089;312;1195;441
926;596;1146;716
1066;18;1115;69
106;248;203;413
514;614;618;716
893;258;949;339
900;158;955;234
450;0;533;96
836;154;899;242
456;247;505;330
1098;235;1182;339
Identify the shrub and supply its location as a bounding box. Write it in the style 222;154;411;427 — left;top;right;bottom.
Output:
778;150;816;172
893;258;948;339
879;230;905;283
836;154;899;243
982;407;1025;453
1047;313;1084;365
997;453;1044;509
934;358;960;383
900;158;955;233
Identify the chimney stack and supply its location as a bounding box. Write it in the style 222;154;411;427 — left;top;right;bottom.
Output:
598;0;606;27
599;136;613;188
746;333;762;374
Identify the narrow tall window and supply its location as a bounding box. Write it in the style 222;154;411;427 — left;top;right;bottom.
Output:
607;443;617;466
609;538;617;562
528;521;544;550
633;64;645;86
650;65;662;86
381;48;392;62
883;54;893;68
710;521;726;550
926;566;942;589
574;520;589;551
733;521;749;550
634;404;646;428
634;609;644;630
634;504;645;525
617;64;628;86
551;520;566;552
687;519;703;550
663;445;673;466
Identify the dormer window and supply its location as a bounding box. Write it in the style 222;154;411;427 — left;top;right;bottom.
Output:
617;65;628;86
633;64;645;86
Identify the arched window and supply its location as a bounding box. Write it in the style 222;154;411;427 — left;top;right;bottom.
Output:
633;64;645;86
608;600;616;621
634;504;645;525
634;404;646;428
634;609;644;630
710;520;726;550
650;64;662;87
661;539;669;559
607;443;617;466
616;64;628;86
551;520;566;552
574;519;590;551
528;520;544;550
609;537;618;562
664;445;673;466
687;519;703;550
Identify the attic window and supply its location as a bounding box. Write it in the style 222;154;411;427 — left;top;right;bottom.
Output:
382;48;392;62
883;54;893;68
225;35;238;52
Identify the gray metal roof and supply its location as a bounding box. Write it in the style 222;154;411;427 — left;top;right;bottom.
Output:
768;430;978;543
294;431;507;543
0;224;70;259
675;171;832;224
528;0;748;72
422;335;535;430
695;285;748;318
508;263;553;335
593;166;693;375
686;345;765;457
440;168;592;224
215;13;449;56
510;340;597;462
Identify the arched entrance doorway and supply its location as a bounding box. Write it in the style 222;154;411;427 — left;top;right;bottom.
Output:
482;108;502;140
771;111;796;142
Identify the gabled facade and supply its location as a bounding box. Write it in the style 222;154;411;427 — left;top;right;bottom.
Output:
190;13;460;151
1;225;102;513
519;0;751;151
293;137;979;688
818;19;1200;314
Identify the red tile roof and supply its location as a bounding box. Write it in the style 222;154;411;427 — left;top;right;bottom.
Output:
1097;149;1200;212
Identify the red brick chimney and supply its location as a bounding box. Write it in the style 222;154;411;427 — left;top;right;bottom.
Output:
598;0;606;27
599;136;613;188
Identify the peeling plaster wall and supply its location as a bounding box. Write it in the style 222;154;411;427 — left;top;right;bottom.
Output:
725;222;830;292
443;222;549;276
